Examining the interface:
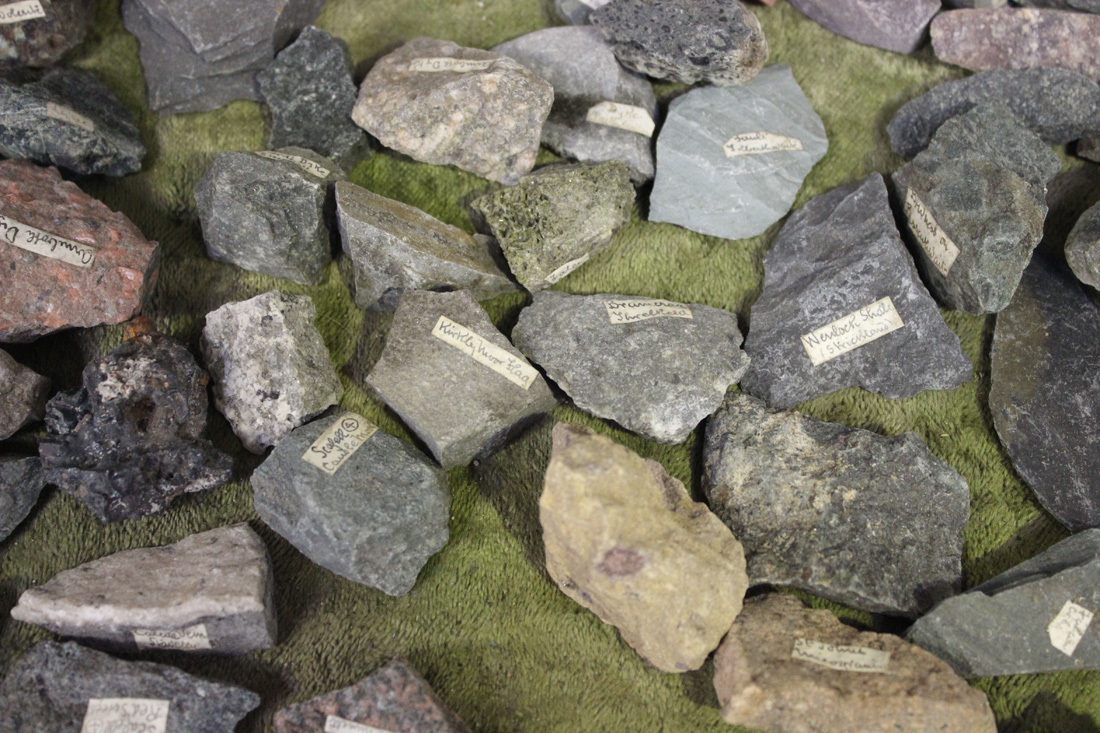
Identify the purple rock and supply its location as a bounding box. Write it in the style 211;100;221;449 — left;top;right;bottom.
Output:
788;0;942;54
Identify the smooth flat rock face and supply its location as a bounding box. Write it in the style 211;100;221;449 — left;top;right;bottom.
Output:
0;160;159;343
1066;200;1100;289
788;0;941;54
202;291;343;454
252;413;450;596
367;290;556;468
541;423;749;673
0;347;49;439
714;595;997;733
351;37;553;185
649;65;828;241
195;148;344;286
0;0;93;68
335;181;515;310
740;174;971;409
11;524;277;654
39;332;233;523
513;292;750;443
703;393;970;617
0;457;46;542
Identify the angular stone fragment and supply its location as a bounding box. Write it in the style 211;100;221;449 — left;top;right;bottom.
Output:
788;0;941;54
202;291;342;454
1080;135;1100;163
1015;0;1100;10
352;37;553;185
0;456;46;542
542;423;748;672
1066;200;1100;289
555;0;606;25
11;524;276;654
945;0;1006;7
0;0;93;68
714;594;997;733
367;290;556;469
0;160;159;343
649;64;828;240
0;348;49;439
740;174;971;409
703;392;970;617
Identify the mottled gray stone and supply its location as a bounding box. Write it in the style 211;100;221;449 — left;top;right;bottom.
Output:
1066;200;1100;289
0;0;94;68
0;457;45;542
703;392;970;617
788;0;941;54
1015;0;1100;9
650;64;828;240
0;348;48;440
740;174;971;409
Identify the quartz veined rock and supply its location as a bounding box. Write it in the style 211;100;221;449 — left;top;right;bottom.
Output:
703;392;970;617
542;423;749;673
0;456;46;542
0;160;159;343
739;174;971;409
512;291;750;443
0;0;94;68
11;524;277;654
714;594;997;733
351;37;553;185
649;64;828;241
1066;200;1100;289
195;148;344;286
0;348;49;439
367;289;556;469
470;162;635;291
335;181;515;310
787;0;941;54
202;291;342;454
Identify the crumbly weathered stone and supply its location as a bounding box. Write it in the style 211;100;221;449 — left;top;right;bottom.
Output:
0;348;49;439
1066;199;1100;289
0;456;46;542
788;0;941;54
0;0;93;68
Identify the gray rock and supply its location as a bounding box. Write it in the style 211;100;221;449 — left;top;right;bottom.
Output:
703;392;970;617
945;0;1006;6
11;524;277;654
787;0;941;54
1080;134;1100;162
740;174;971;410
0;348;49;440
0;457;46;542
0;0;94;68
202;291;343;454
351;37;553;185
513;291;750;443
253;413;450;596
195;147;344;286
555;0;607;24
367;289;557;468
1015;0;1100;9
1066;200;1100;289
0;68;145;176
650;64;828;241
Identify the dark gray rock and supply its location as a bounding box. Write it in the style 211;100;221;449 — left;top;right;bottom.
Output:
945;0;1006;7
740;174;971;409
1080;135;1100;163
787;0;941;54
0;0;94;68
1015;0;1100;9
0;348;49;439
1066;200;1100;289
0;457;45;542
703;392;970;617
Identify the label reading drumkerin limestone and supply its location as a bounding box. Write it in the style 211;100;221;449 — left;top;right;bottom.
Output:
132;623;212;651
603;298;693;324
45;102;95;133
0;1;46;24
1048;600;1094;657
903;188;960;277
324;715;397;733
431;316;540;390
791;638;891;673
302;414;378;475
0;214;96;268
544;253;590;285
409;57;494;73
723;131;803;158
585;101;655;137
81;698;170;733
800;296;905;367
254;150;331;179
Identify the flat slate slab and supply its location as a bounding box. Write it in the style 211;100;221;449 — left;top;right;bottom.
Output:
0;347;49;439
1066;199;1100;290
0;0;94;68
0;456;46;542
787;0;941;54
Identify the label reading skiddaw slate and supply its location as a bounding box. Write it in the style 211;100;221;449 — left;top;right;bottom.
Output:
1048;600;1094;657
431;315;540;390
132;623;212;651
723;131;803;158
409;57;494;73
81;698;170;733
45;102;95;132
585;101;655;137
603;298;693;324
800;296;905;367
302;414;378;475
324;715;397;733
0;214;96;267
903;188;960;277
0;1;46;24
791;638;891;673
254;150;331;179
544;253;590;285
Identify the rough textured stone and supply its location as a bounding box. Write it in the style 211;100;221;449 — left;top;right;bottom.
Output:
740;174;971;409
0;347;49;439
542;423;748;672
202;291;342;454
470;162;634;291
714;594;997;733
0;0;93;68
352;37;553;185
11;524;277;654
946;0;1006;7
703;392;970;617
0;456;46;542
1015;0;1100;10
367;289;556;469
1066;200;1100;289
1080;134;1100;163
788;0;941;54
0;160;159;343
555;0;605;25
650;64;828;240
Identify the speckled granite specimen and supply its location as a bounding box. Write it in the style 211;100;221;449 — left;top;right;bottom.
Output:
0;347;49;439
1066;200;1100;289
0;0;94;68
0;456;46;542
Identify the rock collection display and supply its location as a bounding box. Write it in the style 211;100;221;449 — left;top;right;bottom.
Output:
1066;200;1100;289
787;0;942;54
0;348;48;439
0;0;94;68
0;456;45;542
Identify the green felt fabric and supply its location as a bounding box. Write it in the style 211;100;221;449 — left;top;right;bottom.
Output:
2;1;1099;731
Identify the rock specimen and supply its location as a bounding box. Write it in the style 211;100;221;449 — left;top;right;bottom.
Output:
740;174;971;409
787;0;941;54
0;160;159;343
11;524;277;654
909;530;1100;677
0;456;46;542
367;289;556;468
38;331;233;523
121;0;327;114
0;0;94;68
893;105;1059;313
273;657;471;733
0;348;49;439
0;641;260;730
202;291;342;454
351;37;553;185
1066;200;1100;289
195;148;344;286
470;162;635;291
513;292;750;443
714;594;997;732
335;181;515;310
649;64;828;240
703;392;970;617
542;423;749;672
555;0;608;25
590;0;768;86
1016;0;1100;9
1080;135;1100;163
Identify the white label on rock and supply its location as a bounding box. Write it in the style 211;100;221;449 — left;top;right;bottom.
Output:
431;315;540;390
254;150;331;179
132;623;212;651
302;413;378;475
1048;600;1094;657
0;1;46;24
409;57;495;73
903;188;960;277
603;298;693;324
723;131;803;158
324;716;396;733
81;698;170;733
544;253;591;285
0;214;96;268
800;296;905;367
45;102;95;132
577;0;612;9
585;101;655;137
791;638;891;673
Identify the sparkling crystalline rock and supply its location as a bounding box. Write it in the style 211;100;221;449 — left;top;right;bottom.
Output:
1066;200;1100;289
0;347;49;439
787;0;941;54
0;0;94;68
0;456;46;542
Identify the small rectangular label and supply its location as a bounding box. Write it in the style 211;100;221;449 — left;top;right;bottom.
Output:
132;623;212;651
723;131;803;158
586;101;655;137
1;214;96;268
544;253;590;285
81;698;170;733
1049;600;1094;657
45;102;95;133
431;315;540;390
0;0;46;24
409;57;494;73
324;716;396;733
903;188;960;277
800;296;905;367
603;298;693;324
254;150;331;179
791;638;891;673
302;414;378;475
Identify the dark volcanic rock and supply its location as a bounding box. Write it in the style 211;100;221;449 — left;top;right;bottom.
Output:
0;347;49;439
0;0;94;68
0;456;46;542
1066;200;1100;289
787;0;941;54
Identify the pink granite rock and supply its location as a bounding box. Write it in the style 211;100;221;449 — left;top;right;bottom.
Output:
788;0;942;54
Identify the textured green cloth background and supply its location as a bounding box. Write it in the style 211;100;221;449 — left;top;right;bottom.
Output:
2;1;1099;730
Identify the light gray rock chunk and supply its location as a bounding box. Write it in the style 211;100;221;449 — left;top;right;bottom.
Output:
555;0;603;25
787;0;942;54
0;457;46;542
1066;200;1100;289
0;348;48;440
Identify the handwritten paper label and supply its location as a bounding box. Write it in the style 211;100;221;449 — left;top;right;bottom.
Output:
409;57;494;73
132;623;212;651
81;698;170;733
1049;600;1094;657
585;101;655;137
254;150;331;179
431;316;540;390
723;131;803;158
791;638;891;673
603;298;693;324
45;102;95;133
324;716;396;733
302;414;378;475
544;253;590;285
800;296;905;366
0;0;46;24
1;214;96;268
903;188;960;277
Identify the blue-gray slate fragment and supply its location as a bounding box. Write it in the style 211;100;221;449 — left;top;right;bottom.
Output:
0;457;46;542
